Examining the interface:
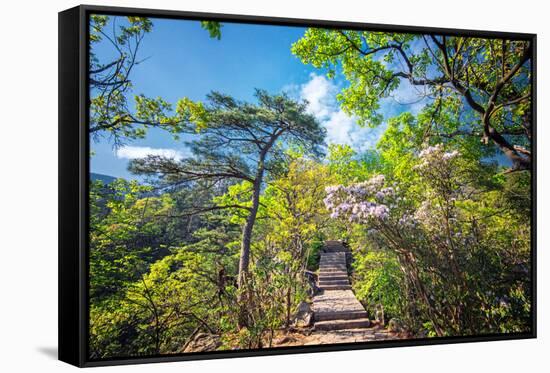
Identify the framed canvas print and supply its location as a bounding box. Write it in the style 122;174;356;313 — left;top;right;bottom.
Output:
58;4;536;367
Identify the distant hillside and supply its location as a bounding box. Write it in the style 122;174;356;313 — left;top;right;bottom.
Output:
91;172;117;184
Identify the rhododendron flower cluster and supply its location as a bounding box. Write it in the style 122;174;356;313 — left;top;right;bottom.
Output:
325;144;461;228
415;144;460;171
324;175;393;222
398;213;417;228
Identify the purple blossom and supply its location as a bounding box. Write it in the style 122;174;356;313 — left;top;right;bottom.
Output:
324;174;394;223
416;144;460;172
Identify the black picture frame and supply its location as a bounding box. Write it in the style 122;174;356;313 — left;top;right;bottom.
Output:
59;4;537;367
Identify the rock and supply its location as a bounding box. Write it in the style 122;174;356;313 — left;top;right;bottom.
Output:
296;301;311;313
183;333;221;353
388;318;403;333
293;301;314;327
274;335;297;345
304;270;320;296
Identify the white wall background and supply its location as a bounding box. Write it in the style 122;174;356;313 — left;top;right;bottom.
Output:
0;0;547;371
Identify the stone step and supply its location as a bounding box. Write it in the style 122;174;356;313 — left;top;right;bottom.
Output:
314;318;371;331
319;272;348;281
319;270;347;274
323;243;348;250
313;242;373;332
319;278;349;284
314;310;368;322
320;284;352;290
319;275;349;280
319;269;347;274
319;268;348;273
323;245;347;249
319;279;348;283
319;275;348;280
319;281;350;287
319;280;349;283
318;279;348;284
319;266;348;273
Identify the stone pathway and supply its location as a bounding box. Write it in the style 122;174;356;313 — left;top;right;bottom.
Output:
313;241;371;331
304;327;397;345
272;326;402;347
272;240;405;348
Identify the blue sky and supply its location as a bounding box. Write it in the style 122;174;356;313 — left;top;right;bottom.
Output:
90;16;425;179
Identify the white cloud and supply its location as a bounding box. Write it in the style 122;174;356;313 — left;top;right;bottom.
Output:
323;110;355;145
297;73;384;152
300;74;336;119
115;146;188;160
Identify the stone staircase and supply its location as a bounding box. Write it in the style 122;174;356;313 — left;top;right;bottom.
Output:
313;241;371;331
318;250;351;290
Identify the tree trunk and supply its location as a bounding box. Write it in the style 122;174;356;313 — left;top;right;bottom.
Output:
236;130;282;327
285;286;292;328
236;162;265;327
483;117;531;171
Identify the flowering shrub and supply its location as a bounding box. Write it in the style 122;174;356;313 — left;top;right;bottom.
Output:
324;144;460;230
324;143;531;337
416;144;459;169
324;175;394;222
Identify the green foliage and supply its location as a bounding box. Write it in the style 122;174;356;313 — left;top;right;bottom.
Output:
328;144;368;183
292;29;533;171
291;29;416;127
327;144;531;336
89;25;532;358
306;238;324;271
353;250;405;319
90;200;241;357
89;15;158;143
89;179;174;301
89;16;224;145
200;21;222;40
